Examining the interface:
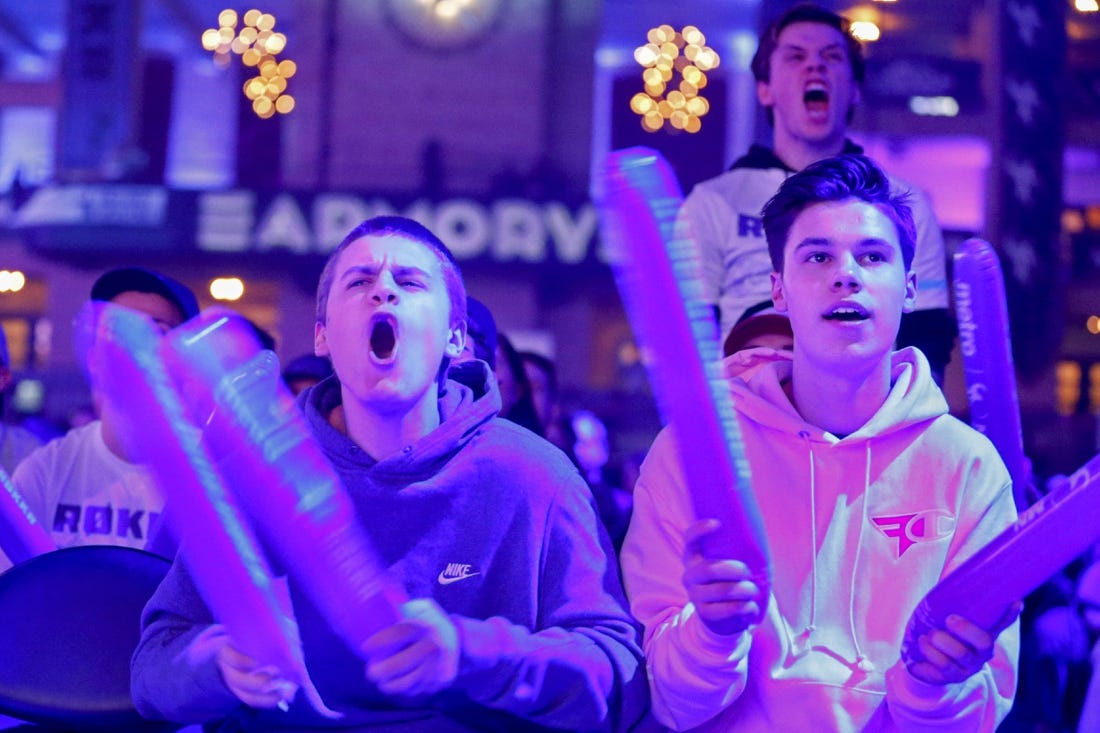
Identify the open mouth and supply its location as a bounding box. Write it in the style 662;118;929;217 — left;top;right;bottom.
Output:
804;84;829;116
823;305;869;323
369;315;398;362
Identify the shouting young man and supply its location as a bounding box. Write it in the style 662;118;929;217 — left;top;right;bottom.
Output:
132;216;648;732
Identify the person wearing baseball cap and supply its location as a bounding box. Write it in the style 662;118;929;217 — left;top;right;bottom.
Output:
0;267;201;573
90;267;200;333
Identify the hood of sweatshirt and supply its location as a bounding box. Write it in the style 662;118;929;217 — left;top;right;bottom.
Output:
729;139;866;174
732;346;948;443
301;358;501;480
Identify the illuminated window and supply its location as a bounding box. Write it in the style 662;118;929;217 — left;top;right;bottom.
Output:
1056;360;1083;415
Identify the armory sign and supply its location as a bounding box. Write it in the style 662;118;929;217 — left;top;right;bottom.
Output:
11;185;605;266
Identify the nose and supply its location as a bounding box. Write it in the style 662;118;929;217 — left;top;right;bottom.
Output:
832;255;862;290
370;273;399;303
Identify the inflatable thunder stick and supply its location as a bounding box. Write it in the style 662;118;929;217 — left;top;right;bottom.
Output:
953;238;1029;511
904;449;1100;664
0;466;54;565
163;310;405;654
594;147;771;586
79;303;336;717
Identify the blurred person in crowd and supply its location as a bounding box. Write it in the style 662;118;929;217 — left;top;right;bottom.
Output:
0;267;199;572
0;326;44;475
519;350;560;443
131;215;648;731
66;403;99;431
679;2;954;384
558;408;632;553
1077;558;1100;732
281;353;334;397
458;295;498;371
495;332;543;435
721;304;795;383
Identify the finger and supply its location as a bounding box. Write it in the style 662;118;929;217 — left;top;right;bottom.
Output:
366;634;431;685
686;579;761;604
360;622;420;660
369;637;438;690
682;558;755;586
991;601;1024;634
924;626;976;662
683;519;722;559
217;643;265;673
233;683;296;710
906;660;946;686
696;600;760;622
220;664;296;708
944;615;995;656
375;660;431;697
916;633;973;682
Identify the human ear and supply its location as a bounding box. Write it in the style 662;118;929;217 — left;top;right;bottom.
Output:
313;321;330;357
756;79;774;107
902;270;917;313
444;321;466;360
770;272;788;313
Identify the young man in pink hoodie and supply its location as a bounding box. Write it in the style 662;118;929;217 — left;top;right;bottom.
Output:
622;154;1019;731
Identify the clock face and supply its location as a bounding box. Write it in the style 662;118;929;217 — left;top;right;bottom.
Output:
385;0;508;52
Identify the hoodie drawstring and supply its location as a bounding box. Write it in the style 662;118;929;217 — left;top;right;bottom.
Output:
848;441;874;673
789;432;874;674
791;430;817;658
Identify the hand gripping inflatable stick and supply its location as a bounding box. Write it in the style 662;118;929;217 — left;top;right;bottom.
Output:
904;449;1100;665
594;147;771;598
0;466;54;565
162;310;406;658
953;238;1030;511
78;302;337;717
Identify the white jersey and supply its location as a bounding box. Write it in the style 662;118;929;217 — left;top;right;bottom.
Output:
680;143;950;343
0;420;161;572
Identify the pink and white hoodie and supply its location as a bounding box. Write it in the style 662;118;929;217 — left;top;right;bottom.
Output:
621;347;1018;732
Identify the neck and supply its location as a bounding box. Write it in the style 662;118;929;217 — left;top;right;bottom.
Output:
337;385;441;461
772;131;846;172
98;417;133;462
789;354;892;436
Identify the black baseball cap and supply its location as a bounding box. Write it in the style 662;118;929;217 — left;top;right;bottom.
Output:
90;267;200;324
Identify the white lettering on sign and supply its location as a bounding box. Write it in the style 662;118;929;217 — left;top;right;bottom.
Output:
493;200;544;262
195;193;600;264
15;186;167;227
255;194;312;254
196;191;255;252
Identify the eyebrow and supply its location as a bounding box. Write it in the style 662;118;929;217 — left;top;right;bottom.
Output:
793;237;897;252
338;263;433;282
777;41;847;56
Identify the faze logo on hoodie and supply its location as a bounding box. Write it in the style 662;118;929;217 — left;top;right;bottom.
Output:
872;511;955;557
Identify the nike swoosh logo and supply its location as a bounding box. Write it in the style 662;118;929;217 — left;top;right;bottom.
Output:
437;570;480;585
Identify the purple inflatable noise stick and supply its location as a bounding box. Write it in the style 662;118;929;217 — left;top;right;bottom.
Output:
0;465;54;565
77;302;338;717
953;238;1030;511
904;449;1100;665
162;309;405;659
594;147;771;606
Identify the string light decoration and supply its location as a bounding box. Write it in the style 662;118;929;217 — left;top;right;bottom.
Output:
201;9;297;119
631;24;720;133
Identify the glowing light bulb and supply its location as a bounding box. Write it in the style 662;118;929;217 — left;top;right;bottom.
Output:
210;277;245;301
850;21;881;42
